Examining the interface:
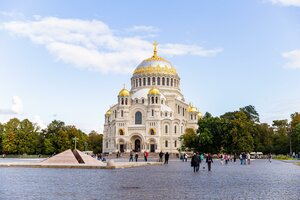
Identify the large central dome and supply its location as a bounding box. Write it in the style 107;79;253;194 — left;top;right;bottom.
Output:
133;42;178;76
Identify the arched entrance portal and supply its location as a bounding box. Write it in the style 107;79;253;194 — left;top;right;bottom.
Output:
135;139;141;152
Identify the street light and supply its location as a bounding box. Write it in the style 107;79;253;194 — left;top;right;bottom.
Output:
73;137;79;150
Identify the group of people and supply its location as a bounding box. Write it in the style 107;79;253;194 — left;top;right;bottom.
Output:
158;151;169;164
239;152;251;165
191;153;213;172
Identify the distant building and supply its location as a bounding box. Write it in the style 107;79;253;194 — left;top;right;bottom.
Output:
103;43;202;154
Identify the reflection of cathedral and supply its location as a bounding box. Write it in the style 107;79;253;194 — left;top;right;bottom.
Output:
103;43;202;154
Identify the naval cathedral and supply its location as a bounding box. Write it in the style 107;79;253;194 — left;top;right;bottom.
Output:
103;43;202;154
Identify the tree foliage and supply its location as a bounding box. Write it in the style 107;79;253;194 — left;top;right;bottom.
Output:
180;105;300;155
0;118;101;155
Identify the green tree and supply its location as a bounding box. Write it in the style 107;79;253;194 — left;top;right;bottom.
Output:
272;119;289;154
0;123;4;154
88;130;103;154
179;128;199;152
2;118;20;154
291;112;300;153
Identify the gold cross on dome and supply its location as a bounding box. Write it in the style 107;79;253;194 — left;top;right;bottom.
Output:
153;41;158;56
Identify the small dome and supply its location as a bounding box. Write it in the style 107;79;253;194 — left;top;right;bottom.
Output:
105;109;112;116
198;112;203;118
188;104;198;113
148;87;160;95
119;88;130;97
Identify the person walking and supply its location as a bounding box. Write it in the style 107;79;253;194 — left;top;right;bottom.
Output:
242;153;247;165
129;151;133;162
206;153;213;171
268;153;272;163
239;153;243;165
200;153;205;169
159;151;164;162
191;153;200;172
144;151;148;162
164;152;169;164
247;153;251;165
233;153;237;163
135;152;139;162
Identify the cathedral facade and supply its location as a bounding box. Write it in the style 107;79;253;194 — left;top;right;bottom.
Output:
103;43;202;154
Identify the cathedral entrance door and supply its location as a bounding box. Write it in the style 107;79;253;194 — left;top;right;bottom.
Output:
150;144;155;153
120;144;124;153
135;139;141;152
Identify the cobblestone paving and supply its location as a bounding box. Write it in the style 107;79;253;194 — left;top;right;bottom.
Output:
0;159;299;200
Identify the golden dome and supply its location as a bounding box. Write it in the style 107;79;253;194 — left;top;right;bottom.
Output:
198;112;203;118
148;87;160;95
119;88;130;97
188;104;198;113
133;42;178;76
105;109;112;116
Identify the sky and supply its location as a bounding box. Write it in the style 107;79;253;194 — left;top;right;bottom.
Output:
0;0;300;133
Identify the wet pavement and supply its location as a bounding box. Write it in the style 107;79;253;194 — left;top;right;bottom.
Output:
0;159;299;200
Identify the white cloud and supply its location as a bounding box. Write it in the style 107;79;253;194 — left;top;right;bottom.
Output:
160;43;223;57
0;10;24;18
0;96;23;115
127;25;159;33
282;49;300;69
269;0;300;7
32;115;46;129
1;17;222;74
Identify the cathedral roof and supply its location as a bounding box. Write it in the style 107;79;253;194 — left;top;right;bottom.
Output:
131;88;166;100
119;87;130;97
133;42;178;76
148;87;160;95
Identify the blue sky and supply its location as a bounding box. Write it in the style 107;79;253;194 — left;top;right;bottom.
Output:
0;0;300;133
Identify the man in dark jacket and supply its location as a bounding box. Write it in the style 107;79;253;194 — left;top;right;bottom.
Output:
206;153;213;171
159;151;164;162
191;153;200;172
164;152;169;164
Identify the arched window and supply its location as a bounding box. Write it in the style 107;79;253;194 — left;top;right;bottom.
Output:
162;77;165;85
135;111;142;124
125;98;128;105
165;125;168;134
143;78;146;86
174;125;177;134
171;78;173;86
152;77;156;85
155;97;158;104
119;129;124;135
148;77;151;85
115;110;117;118
165;140;168;147
157;77;160;85
152;109;154;116
142;99;145;104
135;99;138;103
106;141;108;148
151;96;154;104
167;78;169;86
139;78;141;86
121;98;124;105
121;110;124;117
135;79;138;87
161;100;163;104
178;105;180;114
174;140;177;148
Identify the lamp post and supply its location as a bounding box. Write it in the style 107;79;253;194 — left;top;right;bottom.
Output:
84;142;88;152
73;137;79;150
